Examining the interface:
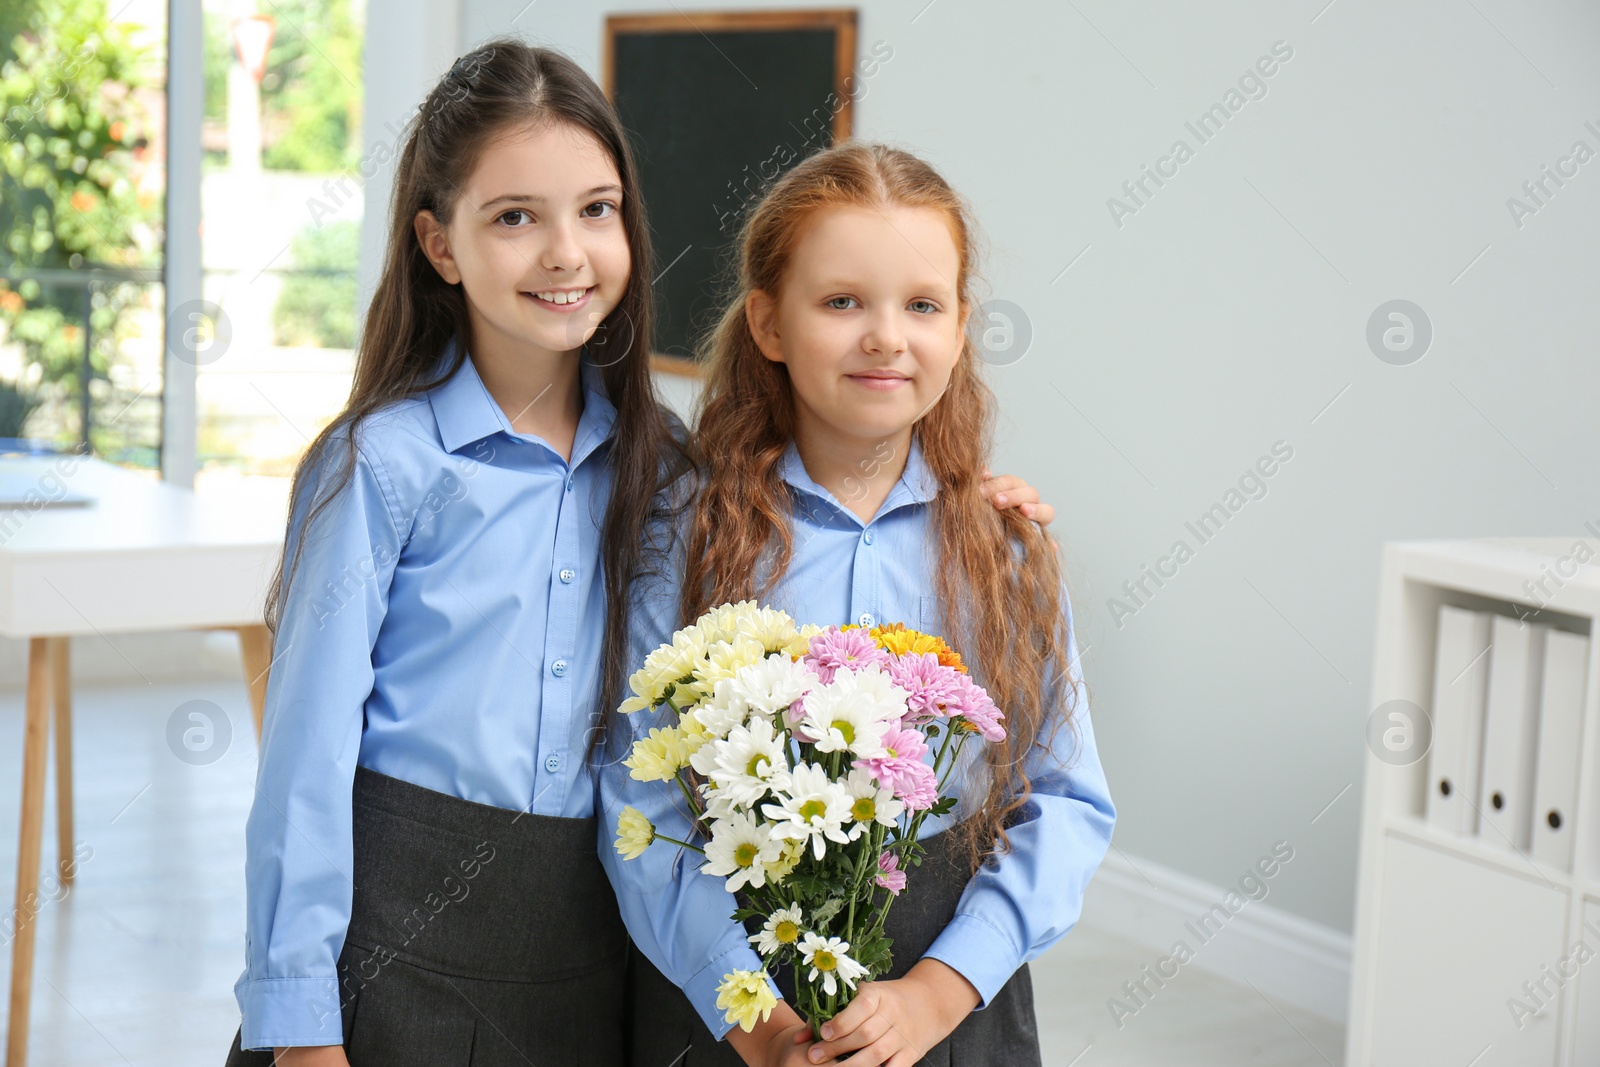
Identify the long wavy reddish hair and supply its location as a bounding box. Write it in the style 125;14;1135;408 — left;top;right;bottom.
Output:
683;141;1079;875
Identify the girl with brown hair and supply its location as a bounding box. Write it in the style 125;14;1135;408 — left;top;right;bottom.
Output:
606;141;1115;1066
221;38;688;1067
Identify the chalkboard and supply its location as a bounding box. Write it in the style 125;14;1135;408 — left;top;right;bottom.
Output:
604;9;858;375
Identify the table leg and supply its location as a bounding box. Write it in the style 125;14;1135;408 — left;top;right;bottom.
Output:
48;638;72;887
236;625;272;740
6;637;51;1067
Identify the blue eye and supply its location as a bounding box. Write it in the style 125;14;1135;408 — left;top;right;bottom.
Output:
827;296;858;310
909;299;938;314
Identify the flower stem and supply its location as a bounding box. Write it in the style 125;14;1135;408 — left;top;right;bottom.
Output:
651;833;705;853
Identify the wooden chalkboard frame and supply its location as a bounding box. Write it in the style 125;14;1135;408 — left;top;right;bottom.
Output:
603;8;858;378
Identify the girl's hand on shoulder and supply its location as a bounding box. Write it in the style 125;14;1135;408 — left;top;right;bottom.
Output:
980;468;1054;526
272;1046;351;1066
799;959;980;1066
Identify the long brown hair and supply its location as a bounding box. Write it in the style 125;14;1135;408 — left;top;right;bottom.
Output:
265;39;689;738
683;141;1077;876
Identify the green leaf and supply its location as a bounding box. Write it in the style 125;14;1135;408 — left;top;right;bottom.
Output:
810;898;844;925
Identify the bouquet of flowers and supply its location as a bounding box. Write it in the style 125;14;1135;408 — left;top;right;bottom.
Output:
612;601;1007;1034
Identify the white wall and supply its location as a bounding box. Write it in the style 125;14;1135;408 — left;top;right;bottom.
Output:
354;0;463;317
372;0;1600;938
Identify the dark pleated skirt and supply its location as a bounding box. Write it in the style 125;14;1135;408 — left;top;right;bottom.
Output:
226;766;630;1067
627;824;1042;1067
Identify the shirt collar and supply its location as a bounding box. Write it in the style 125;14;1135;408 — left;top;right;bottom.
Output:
427;336;618;461
777;433;938;524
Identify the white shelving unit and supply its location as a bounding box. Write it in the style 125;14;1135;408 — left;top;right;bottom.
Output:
1348;538;1600;1067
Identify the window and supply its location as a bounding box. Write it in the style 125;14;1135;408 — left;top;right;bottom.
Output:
0;0;167;468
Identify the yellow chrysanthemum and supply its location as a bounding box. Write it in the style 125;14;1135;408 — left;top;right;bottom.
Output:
871;623;967;673
625;726;692;782
782;622;826;660
692;600;757;644
614;806;655;860
618;626;711;713
716;969;778;1032
762;839;805;882
731;604;801;654
687;634;768;700
679;712;713;756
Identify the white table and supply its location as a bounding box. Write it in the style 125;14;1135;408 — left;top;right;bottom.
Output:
0;455;286;1067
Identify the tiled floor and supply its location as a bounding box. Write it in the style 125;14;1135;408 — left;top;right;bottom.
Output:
0;678;1346;1065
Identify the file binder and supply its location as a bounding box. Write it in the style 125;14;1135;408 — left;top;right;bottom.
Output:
1478;617;1547;850
1530;629;1588;869
1427;606;1493;835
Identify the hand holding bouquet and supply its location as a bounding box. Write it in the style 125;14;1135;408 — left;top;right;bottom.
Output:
612;601;1006;1035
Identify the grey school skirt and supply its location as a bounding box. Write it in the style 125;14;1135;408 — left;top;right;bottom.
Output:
627;824;1042;1067
225;766;629;1066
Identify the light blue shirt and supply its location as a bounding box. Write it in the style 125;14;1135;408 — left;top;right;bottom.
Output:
235;339;617;1049
598;435;1117;1038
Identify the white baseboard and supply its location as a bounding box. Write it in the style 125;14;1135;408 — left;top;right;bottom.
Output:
1081;848;1352;1025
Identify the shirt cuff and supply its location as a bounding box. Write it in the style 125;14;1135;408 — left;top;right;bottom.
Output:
236;975;345;1050
921;913;1023;1011
683;940;780;1041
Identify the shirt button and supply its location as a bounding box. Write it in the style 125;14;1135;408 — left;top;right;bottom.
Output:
559;568;576;584
858;612;876;628
863;531;875;546
544;755;561;772
551;659;569;677
565;476;574;493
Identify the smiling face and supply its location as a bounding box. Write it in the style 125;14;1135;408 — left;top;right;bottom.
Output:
415;120;631;361
747;204;968;450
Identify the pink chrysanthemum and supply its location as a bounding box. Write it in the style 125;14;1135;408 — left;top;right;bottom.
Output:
875;852;907;896
895;759;940;811
947;673;1006;742
886;652;964;724
853;725;928;795
804;628;890;684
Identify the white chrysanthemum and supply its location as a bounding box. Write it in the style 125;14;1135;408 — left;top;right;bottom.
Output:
797;665;906;758
723;654;819;719
624;726;692;782
749;903;804;957
690;690;750;741
613;806;655;860
703;809;784;892
701;780;741;822
797;933;869;997
840;766;905;840
761;762;853;861
619;626;711;713
689;716;790;807
688;635;768;701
